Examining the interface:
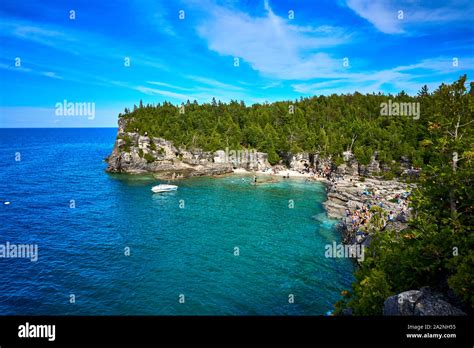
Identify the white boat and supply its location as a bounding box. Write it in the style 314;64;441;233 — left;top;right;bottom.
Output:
151;184;178;193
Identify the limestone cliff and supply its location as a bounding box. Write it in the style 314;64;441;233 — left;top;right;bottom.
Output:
106;117;271;178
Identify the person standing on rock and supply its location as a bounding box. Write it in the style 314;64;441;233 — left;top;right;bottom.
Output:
388;211;395;222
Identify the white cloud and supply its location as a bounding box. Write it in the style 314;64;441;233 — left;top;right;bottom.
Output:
146;81;193;91
393;57;474;73
42;71;62;79
292;56;473;95
0;16;170;72
345;0;404;34
186;76;245;91
196;0;350;80
0;62;62;80
134;84;243;103
12;25;76;43
345;0;474;34
134;86;191;100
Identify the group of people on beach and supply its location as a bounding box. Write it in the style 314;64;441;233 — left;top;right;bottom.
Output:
344;189;411;240
299;164;335;179
392;193;410;221
345;206;372;237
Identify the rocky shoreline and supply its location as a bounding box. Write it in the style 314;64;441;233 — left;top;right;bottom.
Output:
105;121;466;315
105;120;416;250
105;122;408;254
323;176;466;316
324;175;414;247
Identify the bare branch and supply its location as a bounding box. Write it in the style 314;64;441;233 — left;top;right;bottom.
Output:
459;119;474;128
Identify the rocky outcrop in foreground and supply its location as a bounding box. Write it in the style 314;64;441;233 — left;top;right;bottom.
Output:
383;287;466;316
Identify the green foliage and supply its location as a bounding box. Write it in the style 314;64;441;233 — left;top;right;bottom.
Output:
333;155;344;167
144;153;154;163
119;77;472;169
119;76;473;313
149;139;157;151
138;149;144;158
354;146;372;165
368;206;387;232
336;75;474;314
120;135;132;152
348;268;393;315
448;250;474;306
267;148;280;165
381;171;395;180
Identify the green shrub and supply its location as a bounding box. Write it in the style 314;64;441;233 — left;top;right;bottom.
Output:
149;139;157;151
267;149;280;165
144;153;154;163
448;250;474;307
382;171;395;180
348;268;394;315
120;135;132;152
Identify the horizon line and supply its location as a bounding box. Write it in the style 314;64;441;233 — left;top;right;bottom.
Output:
0;126;118;129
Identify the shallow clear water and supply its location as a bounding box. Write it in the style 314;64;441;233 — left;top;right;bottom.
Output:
0;128;353;315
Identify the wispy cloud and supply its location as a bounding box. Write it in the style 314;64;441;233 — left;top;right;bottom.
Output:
196;0;350;80
0;0;472;126
0;16;169;71
292;56;472;95
0;62;62;80
9;23;76;45
345;0;474;34
146;81;193;91
0;18;81;54
393;57;474;74
134;86;191;100
42;71;62;79
133;76;267;104
186;76;245;91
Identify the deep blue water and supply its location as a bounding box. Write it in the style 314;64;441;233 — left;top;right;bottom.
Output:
0;128;354;315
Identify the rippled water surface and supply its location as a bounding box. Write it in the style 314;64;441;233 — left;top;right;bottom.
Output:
0;128;354;315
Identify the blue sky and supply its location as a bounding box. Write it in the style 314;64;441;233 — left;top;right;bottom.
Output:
0;0;473;127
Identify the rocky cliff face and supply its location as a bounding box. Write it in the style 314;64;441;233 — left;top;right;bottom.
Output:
285;152;311;171
106;118;409;181
336;151;382;176
335;151;359;176
106;117;271;178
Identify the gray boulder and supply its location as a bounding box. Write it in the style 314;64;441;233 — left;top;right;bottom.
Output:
383;287;466;316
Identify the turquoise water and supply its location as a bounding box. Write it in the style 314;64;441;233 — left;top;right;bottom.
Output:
0;128;354;315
